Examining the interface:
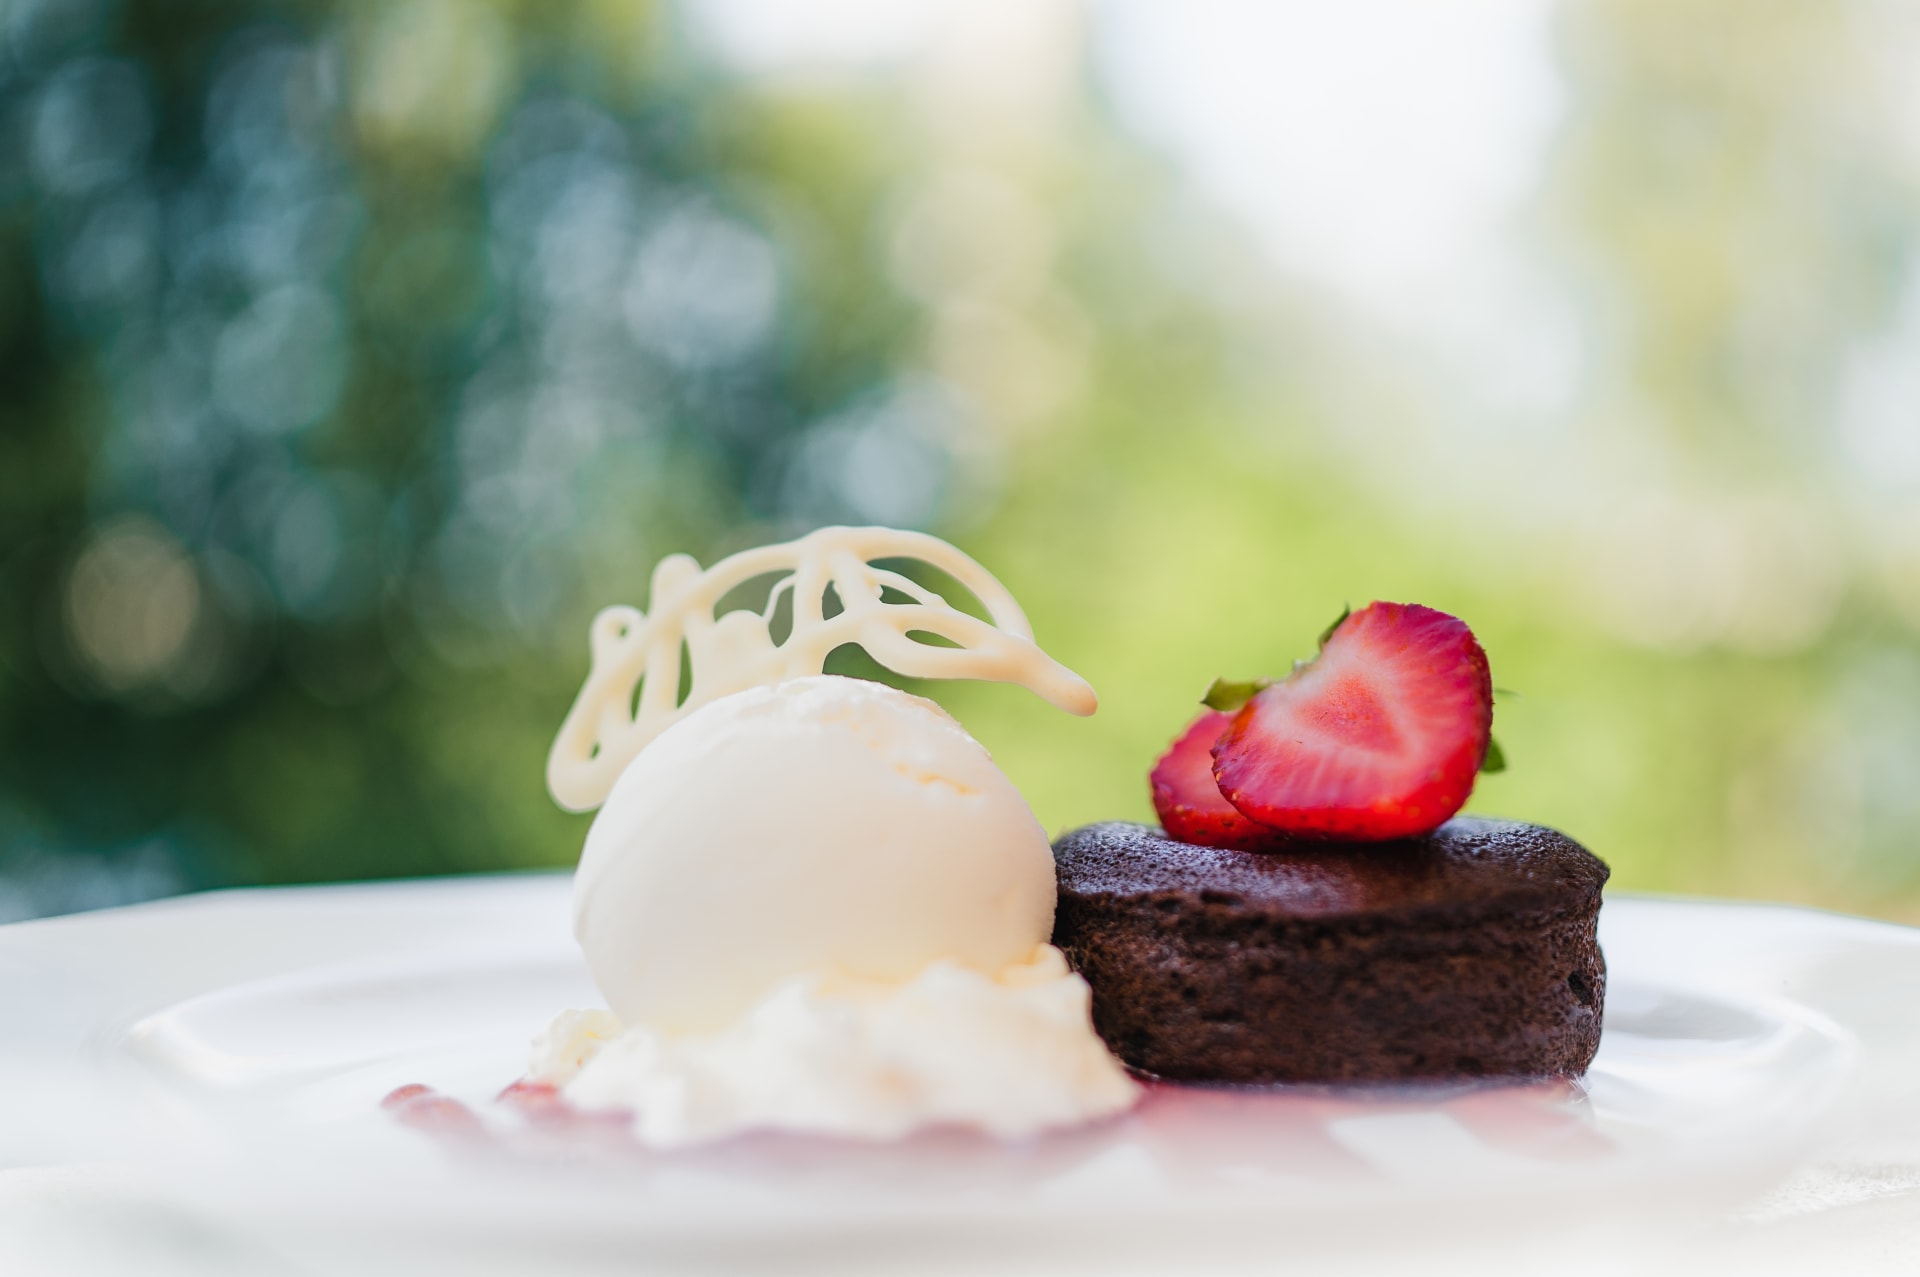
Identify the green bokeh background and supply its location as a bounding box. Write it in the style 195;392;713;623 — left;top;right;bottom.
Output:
4;0;1919;922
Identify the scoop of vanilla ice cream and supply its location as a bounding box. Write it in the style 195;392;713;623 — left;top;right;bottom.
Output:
572;674;1058;1033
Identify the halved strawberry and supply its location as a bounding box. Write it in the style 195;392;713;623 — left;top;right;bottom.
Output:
1211;602;1493;841
1150;710;1293;850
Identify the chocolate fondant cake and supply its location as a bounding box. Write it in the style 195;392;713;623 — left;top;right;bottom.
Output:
1051;817;1607;1084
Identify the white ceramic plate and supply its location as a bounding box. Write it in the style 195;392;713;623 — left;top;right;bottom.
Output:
4;877;1920;1276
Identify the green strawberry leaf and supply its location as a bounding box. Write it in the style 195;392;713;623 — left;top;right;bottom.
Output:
1481;735;1507;774
1201;677;1272;714
1318;604;1352;648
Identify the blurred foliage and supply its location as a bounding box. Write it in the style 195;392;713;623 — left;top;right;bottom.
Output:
0;0;930;912
948;0;1920;922
4;0;1920;924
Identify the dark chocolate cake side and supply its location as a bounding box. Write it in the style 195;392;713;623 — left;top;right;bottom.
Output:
1051;818;1608;1084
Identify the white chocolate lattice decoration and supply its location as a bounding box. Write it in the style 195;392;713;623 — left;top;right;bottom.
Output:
546;526;1098;812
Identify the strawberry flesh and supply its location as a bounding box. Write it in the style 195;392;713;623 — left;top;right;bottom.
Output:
1212;602;1492;841
1151;710;1294;850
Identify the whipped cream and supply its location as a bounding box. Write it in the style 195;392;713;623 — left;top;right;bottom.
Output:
529;946;1137;1148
